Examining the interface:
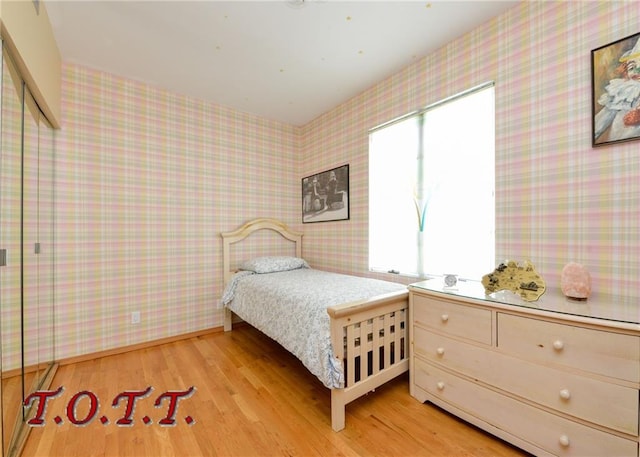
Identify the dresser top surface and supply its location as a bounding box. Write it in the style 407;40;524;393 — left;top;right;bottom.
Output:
410;278;640;326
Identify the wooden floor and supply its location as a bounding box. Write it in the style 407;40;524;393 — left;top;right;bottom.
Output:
22;325;529;457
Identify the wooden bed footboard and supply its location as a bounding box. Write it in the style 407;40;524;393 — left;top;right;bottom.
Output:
327;289;409;431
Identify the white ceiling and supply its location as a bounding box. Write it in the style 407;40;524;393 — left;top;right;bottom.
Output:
45;0;519;126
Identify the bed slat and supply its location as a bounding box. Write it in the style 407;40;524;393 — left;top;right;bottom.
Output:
346;324;356;387
372;317;381;377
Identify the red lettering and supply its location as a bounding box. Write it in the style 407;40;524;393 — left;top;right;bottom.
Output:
66;391;99;425
112;387;152;426
155;387;195;426
24;387;64;426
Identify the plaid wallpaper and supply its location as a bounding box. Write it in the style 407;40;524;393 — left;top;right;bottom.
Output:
53;66;299;364
4;1;633;368
302;1;639;304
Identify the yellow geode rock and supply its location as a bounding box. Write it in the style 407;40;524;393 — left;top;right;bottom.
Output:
481;260;546;302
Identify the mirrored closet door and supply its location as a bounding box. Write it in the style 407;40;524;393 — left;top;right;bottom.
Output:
0;42;56;457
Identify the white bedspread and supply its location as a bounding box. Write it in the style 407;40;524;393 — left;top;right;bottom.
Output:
222;268;406;388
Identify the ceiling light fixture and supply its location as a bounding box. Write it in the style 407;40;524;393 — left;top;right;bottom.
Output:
286;0;306;9
286;0;326;9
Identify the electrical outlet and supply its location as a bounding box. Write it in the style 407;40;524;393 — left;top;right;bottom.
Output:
131;311;141;325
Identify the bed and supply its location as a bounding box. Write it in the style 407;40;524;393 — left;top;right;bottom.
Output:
221;218;409;431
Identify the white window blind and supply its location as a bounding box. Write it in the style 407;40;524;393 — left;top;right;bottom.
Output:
369;83;495;280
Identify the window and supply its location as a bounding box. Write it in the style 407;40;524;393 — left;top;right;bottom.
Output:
369;83;495;281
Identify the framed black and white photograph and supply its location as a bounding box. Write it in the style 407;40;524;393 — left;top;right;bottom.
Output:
592;31;640;146
302;164;349;223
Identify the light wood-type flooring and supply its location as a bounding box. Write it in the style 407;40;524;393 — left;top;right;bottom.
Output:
22;324;529;457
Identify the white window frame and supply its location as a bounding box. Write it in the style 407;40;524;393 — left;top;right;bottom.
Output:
368;82;495;281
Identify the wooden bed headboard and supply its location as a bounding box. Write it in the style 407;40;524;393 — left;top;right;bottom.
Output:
221;218;303;283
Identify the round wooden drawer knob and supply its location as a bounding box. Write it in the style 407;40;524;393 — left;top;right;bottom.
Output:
559;435;570;447
436;347;445;356
441;314;449;323
436;381;445;391
559;389;571;400
553;340;564;351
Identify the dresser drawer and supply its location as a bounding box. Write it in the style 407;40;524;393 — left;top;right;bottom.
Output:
414;359;638;457
498;313;640;383
415;327;639;435
412;294;492;345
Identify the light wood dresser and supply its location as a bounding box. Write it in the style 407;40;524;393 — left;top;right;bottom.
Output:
409;279;639;457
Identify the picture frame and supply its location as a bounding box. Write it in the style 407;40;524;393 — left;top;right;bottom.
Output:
302;164;349;223
591;31;640;147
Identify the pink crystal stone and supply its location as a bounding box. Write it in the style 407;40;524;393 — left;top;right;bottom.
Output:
560;262;591;299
